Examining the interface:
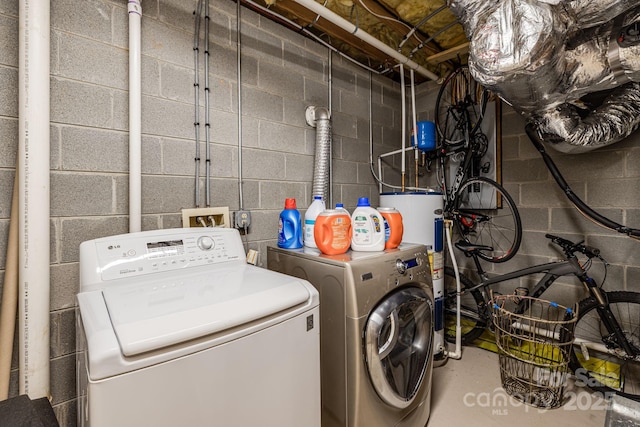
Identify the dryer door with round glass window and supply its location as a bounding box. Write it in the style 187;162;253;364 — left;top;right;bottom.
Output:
364;286;433;409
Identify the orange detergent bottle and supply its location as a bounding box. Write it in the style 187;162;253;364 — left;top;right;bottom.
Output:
314;209;352;255
378;207;403;249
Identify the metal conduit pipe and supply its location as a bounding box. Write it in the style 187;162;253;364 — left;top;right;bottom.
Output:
18;0;50;399
193;0;203;207
204;0;212;207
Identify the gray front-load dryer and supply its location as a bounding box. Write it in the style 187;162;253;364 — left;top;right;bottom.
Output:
267;244;433;427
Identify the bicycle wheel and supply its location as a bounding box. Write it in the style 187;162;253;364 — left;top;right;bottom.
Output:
454;177;522;263
435;65;487;146
443;266;488;345
567;291;640;400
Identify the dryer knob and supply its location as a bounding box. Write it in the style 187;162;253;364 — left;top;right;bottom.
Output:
395;259;407;274
197;236;214;250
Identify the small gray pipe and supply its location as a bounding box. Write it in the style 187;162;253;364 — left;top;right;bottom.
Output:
193;0;203;207
204;0;211;206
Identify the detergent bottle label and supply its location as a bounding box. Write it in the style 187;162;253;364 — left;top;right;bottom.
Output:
371;215;381;232
378;207;403;249
353;215;371;243
315;210;351;255
383;216;390;242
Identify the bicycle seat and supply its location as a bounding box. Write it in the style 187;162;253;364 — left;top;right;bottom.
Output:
454;240;494;253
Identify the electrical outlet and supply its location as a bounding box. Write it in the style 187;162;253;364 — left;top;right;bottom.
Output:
234;210;251;229
181;207;230;228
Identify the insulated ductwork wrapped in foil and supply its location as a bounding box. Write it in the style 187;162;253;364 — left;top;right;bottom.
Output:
448;0;640;153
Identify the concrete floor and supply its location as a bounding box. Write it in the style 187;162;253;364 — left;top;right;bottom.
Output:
428;346;607;426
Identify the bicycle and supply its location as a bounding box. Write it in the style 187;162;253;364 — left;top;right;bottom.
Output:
444;233;640;401
431;65;522;262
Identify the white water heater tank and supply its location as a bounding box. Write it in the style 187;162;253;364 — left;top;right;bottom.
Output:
379;192;444;250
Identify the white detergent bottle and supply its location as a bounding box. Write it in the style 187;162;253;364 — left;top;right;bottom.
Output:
351;197;385;251
304;195;326;248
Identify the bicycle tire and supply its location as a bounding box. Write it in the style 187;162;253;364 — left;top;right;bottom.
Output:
566;291;640;401
443;266;488;345
435;66;487;146
453;177;522;263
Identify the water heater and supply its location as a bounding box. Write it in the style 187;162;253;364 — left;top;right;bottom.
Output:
380;191;446;357
379;191;444;250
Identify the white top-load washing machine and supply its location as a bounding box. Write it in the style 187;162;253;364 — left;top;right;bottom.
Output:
267;244;433;427
76;228;320;427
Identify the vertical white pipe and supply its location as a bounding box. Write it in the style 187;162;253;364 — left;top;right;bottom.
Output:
445;221;462;359
410;70;419;188
18;0;50;399
236;0;244;210
129;0;142;232
327;51;333;207
399;65;406;190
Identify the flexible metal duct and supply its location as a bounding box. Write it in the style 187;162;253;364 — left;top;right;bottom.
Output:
307;107;332;202
448;0;640;153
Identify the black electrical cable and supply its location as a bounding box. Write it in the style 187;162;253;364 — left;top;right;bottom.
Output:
525;123;640;238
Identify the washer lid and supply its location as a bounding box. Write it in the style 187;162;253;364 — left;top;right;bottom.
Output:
102;265;311;356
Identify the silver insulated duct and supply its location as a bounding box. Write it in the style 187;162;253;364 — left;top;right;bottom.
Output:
306;106;332;202
448;0;640;153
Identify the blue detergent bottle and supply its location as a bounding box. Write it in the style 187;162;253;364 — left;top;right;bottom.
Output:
278;198;303;249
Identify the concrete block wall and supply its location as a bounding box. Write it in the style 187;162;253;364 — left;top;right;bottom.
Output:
0;0;406;425
499;106;640;302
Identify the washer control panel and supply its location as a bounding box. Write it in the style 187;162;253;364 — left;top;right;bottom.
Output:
80;228;246;284
352;247;429;288
395;257;420;275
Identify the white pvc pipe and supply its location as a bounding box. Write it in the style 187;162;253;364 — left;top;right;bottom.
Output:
292;0;439;81
129;0;142;232
445;221;462;360
236;0;245;211
400;65;406;189
410;70;419;188
18;0;50;398
410;69;418;140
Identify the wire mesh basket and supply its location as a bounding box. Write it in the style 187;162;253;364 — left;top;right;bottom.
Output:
490;294;578;408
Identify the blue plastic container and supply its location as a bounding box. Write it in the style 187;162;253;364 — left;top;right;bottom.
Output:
411;121;436;152
278;198;303;249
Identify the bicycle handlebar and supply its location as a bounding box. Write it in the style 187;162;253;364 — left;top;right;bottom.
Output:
545;233;600;258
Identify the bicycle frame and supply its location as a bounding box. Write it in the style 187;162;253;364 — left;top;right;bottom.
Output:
469;257;581;298
439;140;476;210
464;252;638;357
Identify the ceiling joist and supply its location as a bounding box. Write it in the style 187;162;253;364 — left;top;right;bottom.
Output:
250;0;470;82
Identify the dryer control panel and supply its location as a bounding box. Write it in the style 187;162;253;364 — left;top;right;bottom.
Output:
79;228;246;287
